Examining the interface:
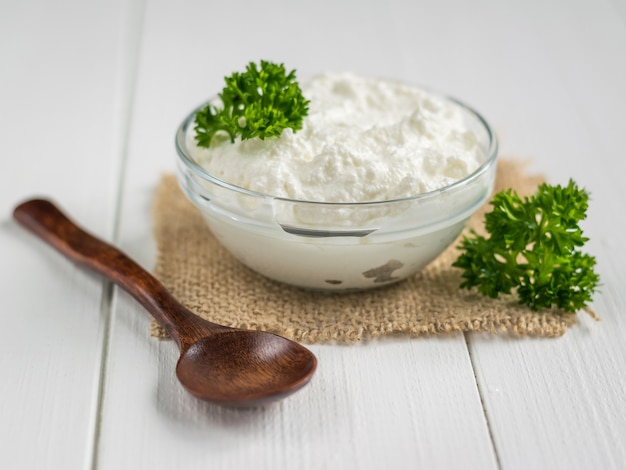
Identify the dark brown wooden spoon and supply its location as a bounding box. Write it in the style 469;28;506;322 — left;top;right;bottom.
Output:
13;198;317;407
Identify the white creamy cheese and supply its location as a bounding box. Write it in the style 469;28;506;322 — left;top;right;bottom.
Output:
181;72;497;289
188;73;482;203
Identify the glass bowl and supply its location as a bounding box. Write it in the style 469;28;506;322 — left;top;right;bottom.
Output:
175;94;498;291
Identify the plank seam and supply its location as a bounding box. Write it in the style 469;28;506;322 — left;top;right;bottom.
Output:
86;282;114;470
86;0;147;468
464;332;503;470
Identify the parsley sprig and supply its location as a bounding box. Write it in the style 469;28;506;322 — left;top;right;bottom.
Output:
453;179;600;312
194;60;309;147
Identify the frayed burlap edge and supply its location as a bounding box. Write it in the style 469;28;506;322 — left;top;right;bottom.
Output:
150;158;583;343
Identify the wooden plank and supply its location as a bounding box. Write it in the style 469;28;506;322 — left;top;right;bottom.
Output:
0;0;141;468
99;330;498;469
466;0;626;468
96;0;503;467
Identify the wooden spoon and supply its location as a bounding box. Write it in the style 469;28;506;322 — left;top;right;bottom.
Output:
13;199;317;407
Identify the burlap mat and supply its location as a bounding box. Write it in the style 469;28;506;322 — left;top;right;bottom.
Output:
150;158;578;343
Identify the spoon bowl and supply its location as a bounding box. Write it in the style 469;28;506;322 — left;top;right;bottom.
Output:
176;330;316;406
13;198;317;407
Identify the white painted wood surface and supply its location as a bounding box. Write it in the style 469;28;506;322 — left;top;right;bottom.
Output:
2;0;625;469
0;0;133;468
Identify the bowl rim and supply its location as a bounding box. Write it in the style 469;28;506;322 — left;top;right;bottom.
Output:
175;92;499;207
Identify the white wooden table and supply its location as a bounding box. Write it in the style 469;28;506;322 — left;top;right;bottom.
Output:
2;0;625;468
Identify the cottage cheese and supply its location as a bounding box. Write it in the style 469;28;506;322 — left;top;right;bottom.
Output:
180;72;496;290
188;73;482;203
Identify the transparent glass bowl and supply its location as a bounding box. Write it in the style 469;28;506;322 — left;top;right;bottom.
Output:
175;95;498;291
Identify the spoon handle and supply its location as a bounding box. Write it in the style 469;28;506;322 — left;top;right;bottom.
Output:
13;198;219;348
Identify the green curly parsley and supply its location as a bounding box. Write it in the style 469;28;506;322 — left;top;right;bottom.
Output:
453;179;600;312
194;60;309;147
